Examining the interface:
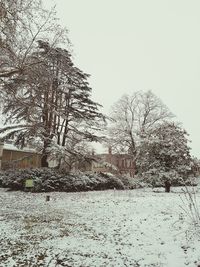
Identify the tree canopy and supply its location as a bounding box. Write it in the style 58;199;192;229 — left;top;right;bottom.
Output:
137;122;193;186
0;0;66;79
107;90;173;158
107;91;194;185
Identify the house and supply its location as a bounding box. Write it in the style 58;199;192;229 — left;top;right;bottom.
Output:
76;148;135;177
0;142;41;170
0;140;135;177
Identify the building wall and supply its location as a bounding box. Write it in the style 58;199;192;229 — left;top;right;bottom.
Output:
102;154;135;177
74;151;136;177
1;149;41;169
77;152;135;177
1;148;135;175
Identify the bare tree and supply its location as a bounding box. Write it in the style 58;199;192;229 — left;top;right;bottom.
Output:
0;0;66;79
107;90;174;166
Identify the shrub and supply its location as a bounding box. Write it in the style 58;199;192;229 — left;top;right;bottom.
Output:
136;169;198;188
0;168;132;192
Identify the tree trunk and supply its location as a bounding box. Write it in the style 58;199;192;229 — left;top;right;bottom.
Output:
41;154;49;167
164;181;171;193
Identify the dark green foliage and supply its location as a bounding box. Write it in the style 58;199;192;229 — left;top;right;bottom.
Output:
0;168;131;192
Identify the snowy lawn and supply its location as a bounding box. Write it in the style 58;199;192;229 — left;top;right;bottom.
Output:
0;187;200;267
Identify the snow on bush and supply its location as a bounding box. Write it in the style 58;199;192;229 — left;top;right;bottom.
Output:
0;168;137;192
135;169;197;188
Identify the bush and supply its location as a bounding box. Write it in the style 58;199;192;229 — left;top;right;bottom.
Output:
0;168;134;192
135;169;198;188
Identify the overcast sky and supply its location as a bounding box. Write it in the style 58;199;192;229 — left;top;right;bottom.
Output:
44;0;200;157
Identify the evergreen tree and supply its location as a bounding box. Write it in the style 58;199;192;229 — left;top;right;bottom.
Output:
137;122;193;187
0;41;105;167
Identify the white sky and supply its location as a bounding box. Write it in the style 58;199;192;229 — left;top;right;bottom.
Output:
44;0;200;157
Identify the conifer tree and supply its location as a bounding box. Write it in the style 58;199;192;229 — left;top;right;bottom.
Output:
0;41;105;167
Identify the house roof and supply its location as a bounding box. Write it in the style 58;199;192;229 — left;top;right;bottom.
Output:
3;143;39;153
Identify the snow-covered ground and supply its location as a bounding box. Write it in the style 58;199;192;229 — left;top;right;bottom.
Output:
0;187;200;267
